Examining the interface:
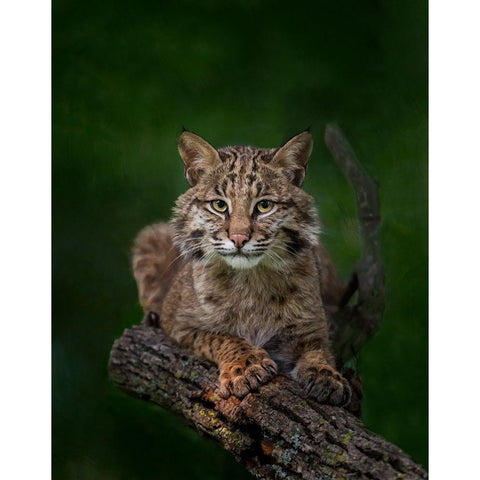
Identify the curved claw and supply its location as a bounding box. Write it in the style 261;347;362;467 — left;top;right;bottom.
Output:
218;350;278;398
296;364;352;407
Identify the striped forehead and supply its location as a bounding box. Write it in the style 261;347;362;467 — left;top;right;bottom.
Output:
217;146;277;196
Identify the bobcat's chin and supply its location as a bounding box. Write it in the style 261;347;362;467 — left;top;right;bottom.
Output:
221;252;263;270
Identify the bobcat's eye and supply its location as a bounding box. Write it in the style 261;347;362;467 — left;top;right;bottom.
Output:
255;200;274;213
211;199;228;213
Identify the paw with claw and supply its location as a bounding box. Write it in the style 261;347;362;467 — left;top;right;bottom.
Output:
295;360;352;407
218;348;278;398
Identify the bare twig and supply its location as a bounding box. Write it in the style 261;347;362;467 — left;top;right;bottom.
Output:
325;124;386;368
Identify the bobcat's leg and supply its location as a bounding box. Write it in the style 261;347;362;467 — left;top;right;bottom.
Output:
178;328;278;398
284;321;352;407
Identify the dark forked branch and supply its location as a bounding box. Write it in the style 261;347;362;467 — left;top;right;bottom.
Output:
109;127;422;479
325;124;385;369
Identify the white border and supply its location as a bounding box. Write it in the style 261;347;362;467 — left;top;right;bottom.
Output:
430;0;480;477
0;2;51;479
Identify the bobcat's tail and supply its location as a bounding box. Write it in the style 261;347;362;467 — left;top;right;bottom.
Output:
132;223;181;315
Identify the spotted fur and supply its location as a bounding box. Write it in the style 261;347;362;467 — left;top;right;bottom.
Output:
132;130;351;406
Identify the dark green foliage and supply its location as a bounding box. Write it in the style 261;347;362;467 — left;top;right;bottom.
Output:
53;0;427;477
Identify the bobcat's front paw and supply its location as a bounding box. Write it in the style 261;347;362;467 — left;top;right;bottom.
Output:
295;363;352;407
218;348;278;398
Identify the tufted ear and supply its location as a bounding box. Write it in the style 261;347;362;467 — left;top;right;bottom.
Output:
178;131;222;186
270;131;313;187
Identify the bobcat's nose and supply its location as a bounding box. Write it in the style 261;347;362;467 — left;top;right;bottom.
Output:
229;233;250;249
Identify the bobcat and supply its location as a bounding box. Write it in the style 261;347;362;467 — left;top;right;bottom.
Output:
132;130;352;406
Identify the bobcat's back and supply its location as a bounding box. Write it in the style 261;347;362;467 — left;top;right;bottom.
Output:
132;223;182;314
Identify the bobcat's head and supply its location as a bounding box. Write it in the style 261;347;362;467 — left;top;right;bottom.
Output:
172;130;320;270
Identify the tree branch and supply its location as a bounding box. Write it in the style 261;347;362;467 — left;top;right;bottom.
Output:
109;325;426;479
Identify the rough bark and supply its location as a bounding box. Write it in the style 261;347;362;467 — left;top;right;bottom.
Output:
109;325;426;479
109;126;424;479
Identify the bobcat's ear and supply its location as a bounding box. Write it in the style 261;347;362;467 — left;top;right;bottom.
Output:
178;131;222;186
270;131;313;187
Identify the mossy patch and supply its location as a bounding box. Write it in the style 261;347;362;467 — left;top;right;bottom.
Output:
341;430;354;445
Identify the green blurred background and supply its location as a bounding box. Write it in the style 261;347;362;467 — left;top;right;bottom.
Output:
53;0;427;478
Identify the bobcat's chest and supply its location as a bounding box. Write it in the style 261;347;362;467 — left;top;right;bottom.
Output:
196;276;300;347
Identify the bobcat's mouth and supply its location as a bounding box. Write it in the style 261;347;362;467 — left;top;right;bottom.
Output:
218;250;264;269
221;251;263;258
